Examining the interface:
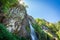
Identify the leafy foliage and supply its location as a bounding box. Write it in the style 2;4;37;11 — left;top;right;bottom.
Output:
0;0;60;40
0;0;18;13
32;23;52;40
0;23;26;40
35;18;60;40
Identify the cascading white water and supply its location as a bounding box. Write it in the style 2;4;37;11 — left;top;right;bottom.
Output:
29;21;38;40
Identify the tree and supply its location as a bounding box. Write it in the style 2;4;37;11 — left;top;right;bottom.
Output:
0;0;18;13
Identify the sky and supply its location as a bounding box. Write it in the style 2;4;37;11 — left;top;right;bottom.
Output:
24;0;60;23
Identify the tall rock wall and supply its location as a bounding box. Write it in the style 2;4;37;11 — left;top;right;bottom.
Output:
0;0;36;39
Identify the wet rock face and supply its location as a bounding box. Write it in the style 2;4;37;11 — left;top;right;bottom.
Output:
0;13;8;25
0;13;5;23
6;4;30;38
0;0;36;39
28;15;36;24
0;3;36;38
18;17;30;38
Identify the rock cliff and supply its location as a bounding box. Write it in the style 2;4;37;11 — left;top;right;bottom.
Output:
0;2;36;39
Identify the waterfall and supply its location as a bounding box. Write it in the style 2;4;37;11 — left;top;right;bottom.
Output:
29;21;38;40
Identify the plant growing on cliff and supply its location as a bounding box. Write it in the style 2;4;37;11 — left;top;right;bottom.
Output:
0;0;18;13
0;23;27;40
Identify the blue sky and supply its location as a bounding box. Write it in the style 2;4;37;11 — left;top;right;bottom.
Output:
24;0;60;22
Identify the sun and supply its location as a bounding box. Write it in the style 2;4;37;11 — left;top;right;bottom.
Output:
18;0;24;4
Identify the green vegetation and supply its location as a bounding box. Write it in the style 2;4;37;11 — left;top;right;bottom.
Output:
35;18;60;40
32;23;47;40
0;0;18;13
0;0;60;40
0;23;26;40
0;18;59;40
